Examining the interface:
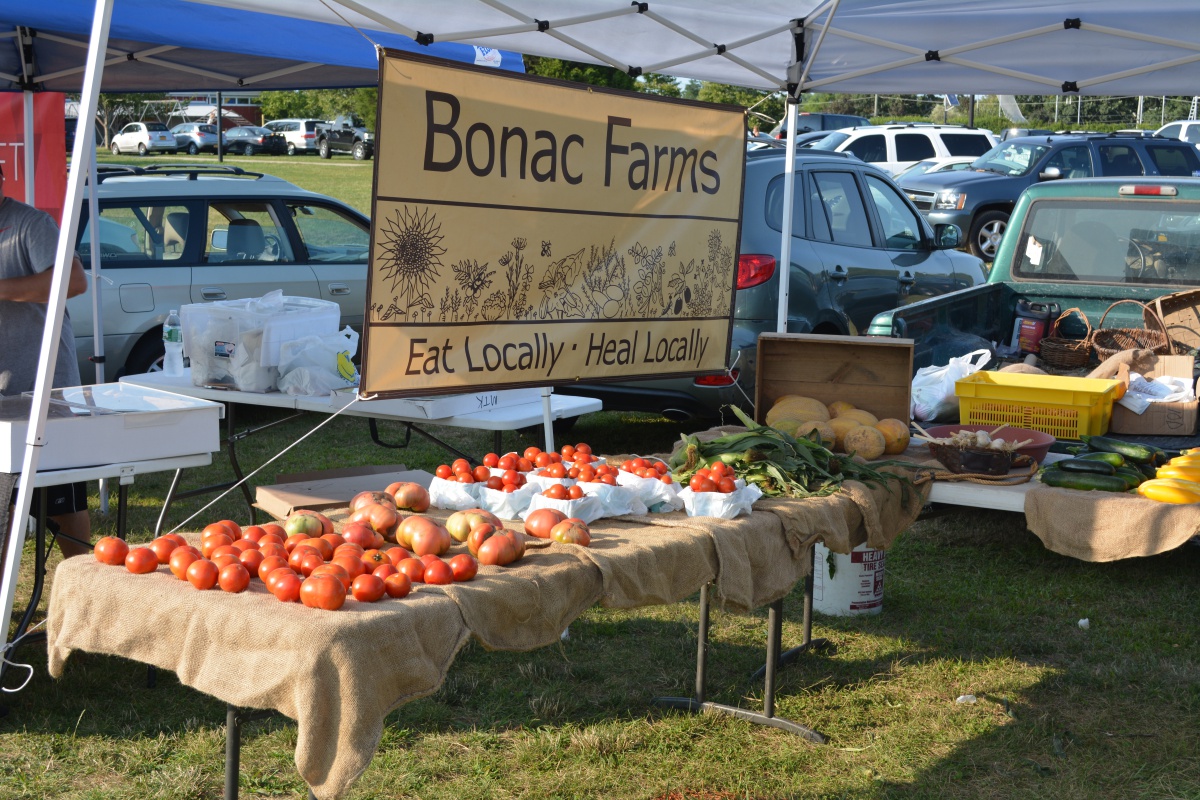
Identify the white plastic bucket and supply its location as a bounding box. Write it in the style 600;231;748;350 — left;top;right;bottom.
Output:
812;541;885;616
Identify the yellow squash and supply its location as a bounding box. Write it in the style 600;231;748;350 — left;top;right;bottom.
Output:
1136;479;1200;504
1155;465;1200;483
1166;454;1200;467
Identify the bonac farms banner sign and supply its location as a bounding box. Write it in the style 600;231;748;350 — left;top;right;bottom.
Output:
361;51;745;398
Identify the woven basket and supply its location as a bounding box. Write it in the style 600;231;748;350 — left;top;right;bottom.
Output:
1148;289;1200;355
1038;307;1092;370
928;443;1013;475
1090;299;1172;362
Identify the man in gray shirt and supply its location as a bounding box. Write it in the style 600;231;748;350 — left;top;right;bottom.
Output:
1;162;92;557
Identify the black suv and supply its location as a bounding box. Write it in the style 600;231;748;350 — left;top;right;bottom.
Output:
557;149;986;421
898;133;1200;261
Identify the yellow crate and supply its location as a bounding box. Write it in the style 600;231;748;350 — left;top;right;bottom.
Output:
955;372;1122;440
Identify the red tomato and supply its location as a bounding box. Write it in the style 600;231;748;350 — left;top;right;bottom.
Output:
218;562;251;593
321;533;346;551
543;484;568;500
260;523;287;540
162;532;189;548
435;464;453;479
567;485;584;500
483;452;500;468
169;546;202;579
449;553;478;582
212;553;242;570
216;519;242;539
486;476;505;491
457;473;475;484
332;555;367;582
497;455;516;471
259;542;288;561
709;461;727;478
660;474;673;485
473;465;492;483
574;442;592;454
397;557;426;583
717;477;737;494
124;547;158;574
534;451;552;468
334;543;365;560
503;485;517;493
598;474;617;486
93;536;129;566
241;525;267;543
524;446;542;460
689;474;708;492
372;563;399;580
258;533;286;548
517;457;534;472
300;574;346;610
297;549;326;577
561;445;577;460
239;548;265;574
230;538;259;553
423;559;453;585
186;559;219;590
419;553;443;567
201;522;234;542
697;479;718;493
148;536;180;564
270;569;302;603
266;565;297;594
351;574;386;602
578;466;596;482
312;562;352;591
451;458;471;474
258;555;290;582
546;463;566;479
201;534;232;559
384;572;413;599
386;546;412;567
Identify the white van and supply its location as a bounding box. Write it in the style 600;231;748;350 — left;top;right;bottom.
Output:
262;118;323;155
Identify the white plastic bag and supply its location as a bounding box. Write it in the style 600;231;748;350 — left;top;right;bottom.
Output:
911;348;992;422
277;326;359;396
679;483;762;520
427;476;482;511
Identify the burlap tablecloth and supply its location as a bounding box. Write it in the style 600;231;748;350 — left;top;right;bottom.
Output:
46;471;925;799
1025;484;1200;561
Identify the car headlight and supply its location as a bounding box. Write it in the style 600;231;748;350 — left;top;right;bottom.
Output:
933;190;967;211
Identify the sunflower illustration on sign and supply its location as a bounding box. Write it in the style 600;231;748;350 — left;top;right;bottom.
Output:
376;206;445;319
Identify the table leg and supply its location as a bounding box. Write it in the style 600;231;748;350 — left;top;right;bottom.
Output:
751;547;831;683
653;583;825;742
369;418;479;465
224;704;310;800
117;483;128;539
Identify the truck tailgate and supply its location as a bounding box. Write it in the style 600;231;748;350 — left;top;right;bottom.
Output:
884;283;1016;370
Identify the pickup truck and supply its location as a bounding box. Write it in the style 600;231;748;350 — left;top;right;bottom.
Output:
316;114;375;160
898;133;1200;261
868;176;1200;372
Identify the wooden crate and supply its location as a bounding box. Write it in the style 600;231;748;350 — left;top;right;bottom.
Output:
754;333;914;424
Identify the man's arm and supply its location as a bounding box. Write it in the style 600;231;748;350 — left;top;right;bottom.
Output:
0;255;88;302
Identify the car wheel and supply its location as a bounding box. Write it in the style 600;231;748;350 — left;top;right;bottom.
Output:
137;143;148;156
352;141;367;160
121;335;166;377
110;141;120;155
287;142;297;156
969;210;1009;262
187;142;199;155
243;143;255;156
319;140;331;159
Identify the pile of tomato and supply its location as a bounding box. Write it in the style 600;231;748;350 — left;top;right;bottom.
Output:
92;516;480;611
686;460;739;494
433;443;609;490
618;457;674;485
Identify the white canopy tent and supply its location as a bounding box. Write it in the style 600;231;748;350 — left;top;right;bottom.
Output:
9;0;1200;664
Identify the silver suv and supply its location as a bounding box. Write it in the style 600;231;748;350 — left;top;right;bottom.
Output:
263;118;323;155
71;164;370;379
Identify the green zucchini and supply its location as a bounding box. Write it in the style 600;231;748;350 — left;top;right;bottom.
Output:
1076;451;1125;467
1137;462;1158;479
1114;467;1146;488
1040;470;1130;492
1079;435;1157;464
1056;458;1117;475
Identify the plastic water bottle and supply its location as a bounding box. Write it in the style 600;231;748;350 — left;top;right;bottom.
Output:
162;309;184;377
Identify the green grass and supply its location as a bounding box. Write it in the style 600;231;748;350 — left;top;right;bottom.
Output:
8;151;1196;799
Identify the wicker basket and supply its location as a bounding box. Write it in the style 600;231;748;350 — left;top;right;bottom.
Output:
928;443;1013;475
1148;289;1200;355
1090;299;1172;362
1039;307;1092;370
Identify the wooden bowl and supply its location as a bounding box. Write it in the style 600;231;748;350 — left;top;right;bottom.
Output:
922;424;1056;464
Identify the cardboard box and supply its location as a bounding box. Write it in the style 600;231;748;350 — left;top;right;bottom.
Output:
754;333;914;423
255;464;435;519
388;388;544;420
1109;355;1198;436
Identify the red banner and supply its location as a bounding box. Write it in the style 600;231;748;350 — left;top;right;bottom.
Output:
0;92;68;222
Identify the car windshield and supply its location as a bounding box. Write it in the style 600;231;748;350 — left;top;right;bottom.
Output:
972;141;1051;177
809;132;849;152
1013;196;1200;286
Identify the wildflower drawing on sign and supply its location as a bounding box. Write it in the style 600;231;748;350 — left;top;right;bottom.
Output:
373;205;444;322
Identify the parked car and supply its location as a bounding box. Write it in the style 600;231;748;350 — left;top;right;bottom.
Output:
891;156;977;182
110;121;177;156
555;149;987;421
898;132;1200;261
747;130;831;151
810;123;997;176
1154;119;1200;146
223;126;287;156
262;118;323;155
69;164;370;378
170;122;224;155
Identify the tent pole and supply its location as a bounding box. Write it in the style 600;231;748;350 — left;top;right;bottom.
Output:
1;0;114;670
22;91;35;206
216;90;223;163
87;156;110;515
775;100;797;334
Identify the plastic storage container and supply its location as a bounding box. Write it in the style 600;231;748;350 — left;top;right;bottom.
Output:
181;293;340;392
955;371;1122;440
